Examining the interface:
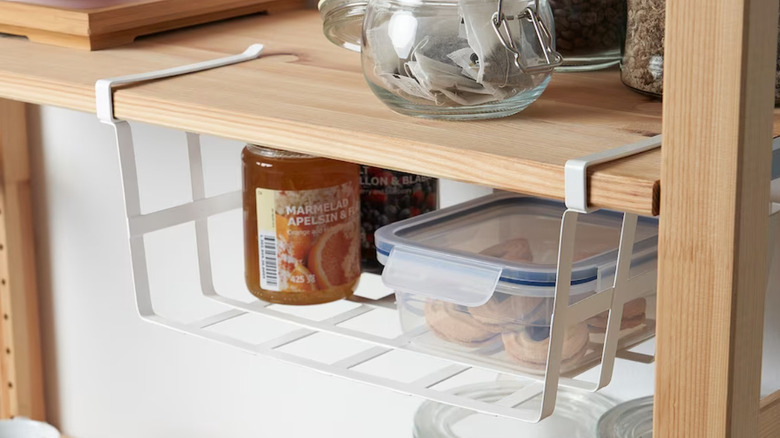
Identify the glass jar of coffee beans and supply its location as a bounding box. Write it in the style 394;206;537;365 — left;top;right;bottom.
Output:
550;0;627;71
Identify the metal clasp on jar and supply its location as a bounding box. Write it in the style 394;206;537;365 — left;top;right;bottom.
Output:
491;0;562;73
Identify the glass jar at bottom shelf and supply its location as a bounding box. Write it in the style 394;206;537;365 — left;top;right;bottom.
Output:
597;396;653;438
414;381;616;437
242;145;361;305
361;0;559;120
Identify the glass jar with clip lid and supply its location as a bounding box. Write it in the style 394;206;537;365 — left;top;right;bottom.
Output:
361;0;561;120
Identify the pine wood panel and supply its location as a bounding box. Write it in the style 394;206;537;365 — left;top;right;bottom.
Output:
654;0;778;436
0;0;302;50
0;10;668;216
0;98;45;420
0;10;778;215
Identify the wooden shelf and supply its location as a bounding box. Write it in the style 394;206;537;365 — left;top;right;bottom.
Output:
0;9;777;215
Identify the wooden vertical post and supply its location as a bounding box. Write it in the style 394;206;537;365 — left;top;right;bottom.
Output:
655;0;778;436
0;98;45;420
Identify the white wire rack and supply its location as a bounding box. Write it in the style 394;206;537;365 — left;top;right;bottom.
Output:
95;47;659;423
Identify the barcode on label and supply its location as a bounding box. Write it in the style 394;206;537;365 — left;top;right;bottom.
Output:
259;233;279;291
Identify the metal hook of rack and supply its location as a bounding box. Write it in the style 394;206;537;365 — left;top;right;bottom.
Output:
94;45;265;321
565;135;662;214
533;136;664;418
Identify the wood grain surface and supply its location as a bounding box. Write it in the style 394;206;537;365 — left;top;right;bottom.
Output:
0;10;777;215
654;0;779;436
0;10;661;215
0;98;45;420
0;0;301;50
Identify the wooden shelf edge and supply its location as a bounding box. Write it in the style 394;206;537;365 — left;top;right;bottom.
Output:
0;72;95;114
114;94;661;216
0;71;659;215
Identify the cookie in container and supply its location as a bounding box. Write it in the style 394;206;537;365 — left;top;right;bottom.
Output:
375;193;658;374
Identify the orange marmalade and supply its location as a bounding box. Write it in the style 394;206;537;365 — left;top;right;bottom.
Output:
242;145;361;305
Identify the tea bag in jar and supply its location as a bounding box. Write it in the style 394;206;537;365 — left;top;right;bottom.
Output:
407;18;519;105
365;20;437;102
447;47;515;102
459;0;514;85
404;18;487;105
408;37;503;105
365;14;493;106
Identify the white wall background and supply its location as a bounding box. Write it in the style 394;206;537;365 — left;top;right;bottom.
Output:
26;104;780;438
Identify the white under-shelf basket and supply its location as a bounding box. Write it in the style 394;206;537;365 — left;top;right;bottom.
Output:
111;127;658;423
95;47;659;423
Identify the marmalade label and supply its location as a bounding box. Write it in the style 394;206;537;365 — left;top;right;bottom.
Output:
256;181;360;293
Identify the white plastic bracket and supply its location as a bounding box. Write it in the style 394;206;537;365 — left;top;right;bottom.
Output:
565;135;663;213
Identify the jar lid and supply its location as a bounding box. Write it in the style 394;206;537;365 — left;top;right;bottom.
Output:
597;396;653;438
318;0;365;52
246;144;315;159
414;381;615;438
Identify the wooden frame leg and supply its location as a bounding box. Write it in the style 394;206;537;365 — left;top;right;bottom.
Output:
0;98;45;420
655;0;779;436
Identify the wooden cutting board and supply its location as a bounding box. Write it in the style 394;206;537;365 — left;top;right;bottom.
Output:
0;0;303;50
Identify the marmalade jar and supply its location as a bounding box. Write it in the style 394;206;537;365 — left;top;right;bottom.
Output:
242;145;361;305
361;0;561;119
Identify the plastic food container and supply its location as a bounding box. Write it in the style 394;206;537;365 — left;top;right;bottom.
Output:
597;396;653;438
414;381;616;437
375;193;658;374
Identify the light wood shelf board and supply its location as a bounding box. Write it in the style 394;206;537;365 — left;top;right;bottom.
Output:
0;10;778;215
0;0;302;50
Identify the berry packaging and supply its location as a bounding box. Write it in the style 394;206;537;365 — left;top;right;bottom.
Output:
375;193;658;375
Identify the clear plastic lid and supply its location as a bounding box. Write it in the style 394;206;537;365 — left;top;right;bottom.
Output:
414;381;616;438
597;396;653;438
318;0;365;52
375;193;658;306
